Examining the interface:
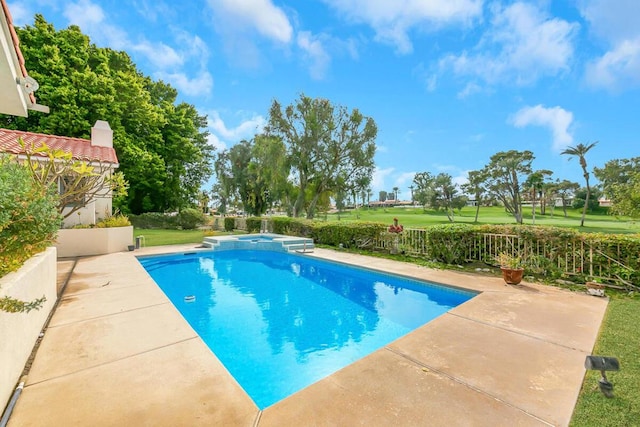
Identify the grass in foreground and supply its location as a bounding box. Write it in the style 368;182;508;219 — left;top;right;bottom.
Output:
570;295;640;426
133;228;241;246
133;229;205;246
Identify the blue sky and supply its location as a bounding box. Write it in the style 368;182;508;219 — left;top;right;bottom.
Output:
10;0;640;199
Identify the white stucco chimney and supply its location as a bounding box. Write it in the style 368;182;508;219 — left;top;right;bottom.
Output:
91;120;113;147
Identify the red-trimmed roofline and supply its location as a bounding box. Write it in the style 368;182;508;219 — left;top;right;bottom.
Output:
1;0;36;105
0;127;119;165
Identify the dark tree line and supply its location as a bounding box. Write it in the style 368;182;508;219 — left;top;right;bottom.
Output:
0;16;213;214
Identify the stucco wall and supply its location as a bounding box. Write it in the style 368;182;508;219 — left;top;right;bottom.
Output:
60;195;112;229
55;226;133;258
0;247;57;410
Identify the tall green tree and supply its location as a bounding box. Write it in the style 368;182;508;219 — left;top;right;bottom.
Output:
431;173;458;222
0;16;213;214
572;187;602;212
461;170;487;223
251;135;292;213
609;172;640;218
266;94;377;219
212;150;233;214
524;169;552;224
561;142;598;227
482;150;534;224
594;157;640;214
552;179;580;218
412;171;434;209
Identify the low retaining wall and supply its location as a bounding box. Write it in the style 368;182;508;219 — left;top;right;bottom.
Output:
55;226;133;258
0;247;57;410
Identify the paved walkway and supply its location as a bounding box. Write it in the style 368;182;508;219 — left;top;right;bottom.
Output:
7;245;608;426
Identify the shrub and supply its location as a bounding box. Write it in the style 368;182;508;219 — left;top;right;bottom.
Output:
95;214;131;228
224;217;235;232
0;156;60;277
246;217;262;233
426;224;476;264
312;221;385;248
129;212;178;229
271;217;314;237
177;208;205;230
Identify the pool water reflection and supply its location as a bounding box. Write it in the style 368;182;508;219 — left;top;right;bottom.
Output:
138;250;475;409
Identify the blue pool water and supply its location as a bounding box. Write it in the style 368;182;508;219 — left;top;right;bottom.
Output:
138;250;476;409
236;235;275;242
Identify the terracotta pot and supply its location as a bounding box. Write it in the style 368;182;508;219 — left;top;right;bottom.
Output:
500;267;524;285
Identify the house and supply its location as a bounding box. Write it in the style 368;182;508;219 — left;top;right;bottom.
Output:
0;0;48;116
598;197;612;207
0;121;120;227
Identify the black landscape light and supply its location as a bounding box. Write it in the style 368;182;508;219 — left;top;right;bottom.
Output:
585;355;620;398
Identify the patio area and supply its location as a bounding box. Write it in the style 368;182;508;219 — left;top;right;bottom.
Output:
6;245;608;426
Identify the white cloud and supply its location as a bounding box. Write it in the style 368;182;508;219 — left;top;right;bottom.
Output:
207;111;266;149
579;0;640;90
452;172;468;188
133;41;183;68
437;2;579;88
372;167;394;194
207;0;293;44
510;104;574;151
207;134;226;151
6;2;31;26
132;0;172;23
578;0;640;43
175;32;210;67
322;0;482;54
156;71;214;97
395;172;416;195
585;38;640;90
297;31;331;80
62;0;213;96
63;0;104;27
457;82;482;98
63;0;131;49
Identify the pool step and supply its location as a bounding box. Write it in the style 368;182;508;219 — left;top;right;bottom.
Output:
202;236;219;248
286;242;315;253
202;235;314;253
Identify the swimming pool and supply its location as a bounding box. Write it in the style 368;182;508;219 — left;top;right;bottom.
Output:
138;250;476;409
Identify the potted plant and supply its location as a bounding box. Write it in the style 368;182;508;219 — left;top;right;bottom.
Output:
496;252;525;285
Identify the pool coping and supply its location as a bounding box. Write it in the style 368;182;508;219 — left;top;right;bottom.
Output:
6;244;609;426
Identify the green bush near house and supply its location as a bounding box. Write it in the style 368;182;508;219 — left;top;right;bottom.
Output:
0;156;60;279
130;210;205;230
129;212;178;229
95;214;131;228
176;208;205;230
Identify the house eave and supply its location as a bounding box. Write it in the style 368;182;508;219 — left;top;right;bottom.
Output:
0;0;48;116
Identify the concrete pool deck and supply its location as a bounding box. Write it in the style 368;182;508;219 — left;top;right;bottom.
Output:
6;245;608;426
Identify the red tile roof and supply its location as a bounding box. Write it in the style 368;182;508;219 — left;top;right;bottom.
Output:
0;128;118;164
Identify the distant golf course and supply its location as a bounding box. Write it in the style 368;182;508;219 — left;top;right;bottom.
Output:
323;205;639;235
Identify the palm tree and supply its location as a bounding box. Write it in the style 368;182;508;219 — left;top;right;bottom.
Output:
561;142;598;227
392;186;399;201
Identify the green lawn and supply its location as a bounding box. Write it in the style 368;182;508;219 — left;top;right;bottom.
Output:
570;296;640;426
324;206;640;234
134;229;205;246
